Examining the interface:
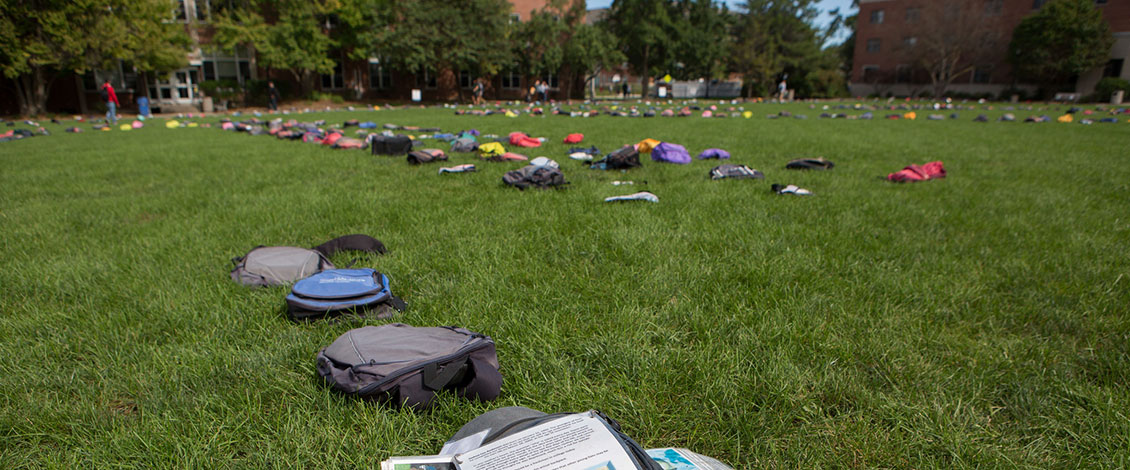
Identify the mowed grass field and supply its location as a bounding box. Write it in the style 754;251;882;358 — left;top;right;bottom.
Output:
1;102;1128;468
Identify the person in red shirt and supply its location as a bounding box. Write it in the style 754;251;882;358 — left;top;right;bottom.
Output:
101;80;120;125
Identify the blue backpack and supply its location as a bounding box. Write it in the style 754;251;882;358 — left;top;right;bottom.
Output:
285;268;406;322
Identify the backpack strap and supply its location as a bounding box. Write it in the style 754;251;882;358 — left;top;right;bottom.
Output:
313;234;387;257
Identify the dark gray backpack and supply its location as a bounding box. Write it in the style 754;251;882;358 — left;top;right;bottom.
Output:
502;165;567;190
315;324;502;409
230;234;386;287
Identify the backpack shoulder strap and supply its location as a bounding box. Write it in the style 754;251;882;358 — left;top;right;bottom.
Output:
313;234;387;257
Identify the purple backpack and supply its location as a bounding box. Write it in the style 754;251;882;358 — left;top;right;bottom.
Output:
697;148;730;160
652;142;691;164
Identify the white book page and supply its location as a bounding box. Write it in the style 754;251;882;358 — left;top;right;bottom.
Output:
455;412;635;470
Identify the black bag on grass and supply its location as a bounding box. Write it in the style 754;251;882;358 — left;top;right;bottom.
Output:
316;324;502;409
502;165;567;190
370;135;413;156
785;157;834;170
592;146;642;170
230;234;386;287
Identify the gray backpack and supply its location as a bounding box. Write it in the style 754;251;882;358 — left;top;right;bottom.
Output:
315;324;502;409
230;234;386;287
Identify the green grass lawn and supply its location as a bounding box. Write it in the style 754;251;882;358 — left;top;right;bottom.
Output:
1;102;1128;468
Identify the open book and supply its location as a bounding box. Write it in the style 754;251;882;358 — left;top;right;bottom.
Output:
380;411;731;470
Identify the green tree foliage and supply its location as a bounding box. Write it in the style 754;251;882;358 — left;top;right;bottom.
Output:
513;0;624;100
564;24;626;100
0;0;189;116
730;0;827;98
668;0;733;81
606;0;678;98
373;0;512;99
1008;0;1114;96
213;0;353;97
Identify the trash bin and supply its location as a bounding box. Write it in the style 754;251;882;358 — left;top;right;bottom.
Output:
1113;90;1124;106
136;96;150;117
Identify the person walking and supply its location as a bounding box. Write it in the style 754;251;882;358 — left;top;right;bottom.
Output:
267;81;279;111
777;79;788;101
472;78;484;105
101;80;119;125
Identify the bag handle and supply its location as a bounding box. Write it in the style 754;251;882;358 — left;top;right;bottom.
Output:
312;234;387;257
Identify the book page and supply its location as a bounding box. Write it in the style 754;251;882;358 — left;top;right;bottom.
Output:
455;412;636;470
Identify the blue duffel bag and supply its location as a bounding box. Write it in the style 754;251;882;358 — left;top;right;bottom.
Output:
285;268;406;322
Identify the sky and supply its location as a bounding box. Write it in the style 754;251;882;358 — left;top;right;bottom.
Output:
585;0;857;45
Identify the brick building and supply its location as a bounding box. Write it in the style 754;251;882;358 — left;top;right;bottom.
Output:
851;0;1130;98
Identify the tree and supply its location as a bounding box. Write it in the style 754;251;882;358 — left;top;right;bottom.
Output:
668;0;733;81
563;24;625;100
898;0;1000;98
730;0;824;98
1008;0;1113;96
212;0;343;97
514;0;624;100
512;6;571;85
606;0;679;99
371;0;512;101
0;0;189;116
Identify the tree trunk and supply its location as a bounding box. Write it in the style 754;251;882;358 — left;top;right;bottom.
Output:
15;67;49;117
75;74;89;115
639;44;650;100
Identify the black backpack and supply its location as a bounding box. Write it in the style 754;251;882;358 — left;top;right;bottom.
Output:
370;135;413;156
316;324;502;409
100;87;109;102
785;157;835;170
592;146;641;170
502;165;567;190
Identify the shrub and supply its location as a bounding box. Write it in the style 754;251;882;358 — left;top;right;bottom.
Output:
1091;77;1130;102
244;80;292;106
198;80;241;101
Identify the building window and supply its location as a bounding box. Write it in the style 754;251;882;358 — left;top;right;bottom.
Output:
195;0;210;21
896;65;911;83
501;70;521;89
870;9;884;24
415;68;436;89
510;13;521;23
1103;59;1124;78
369;62;392;89
1032;0;1047;8
862;65;880;82
866;39;881;53
321;57;344;89
174;0;188;22
905;7;920;22
972;66;993;84
984;0;1003;15
1095;0;1107;4
459;70;472;88
903;36;917;48
201;49;253;85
